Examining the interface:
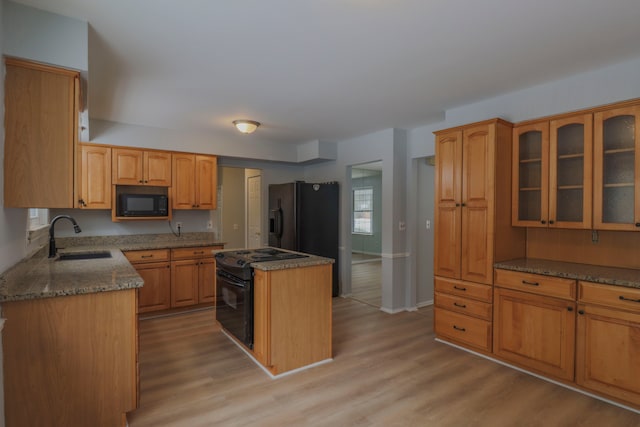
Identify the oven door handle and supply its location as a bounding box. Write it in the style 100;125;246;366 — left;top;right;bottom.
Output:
216;269;249;287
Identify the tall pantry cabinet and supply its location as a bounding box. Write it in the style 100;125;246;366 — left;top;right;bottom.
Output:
434;119;525;353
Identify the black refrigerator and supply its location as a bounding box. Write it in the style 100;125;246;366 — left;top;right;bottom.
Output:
268;181;339;296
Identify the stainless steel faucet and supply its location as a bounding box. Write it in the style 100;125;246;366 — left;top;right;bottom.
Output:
48;215;82;258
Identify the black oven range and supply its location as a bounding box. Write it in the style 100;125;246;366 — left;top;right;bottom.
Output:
214;248;308;349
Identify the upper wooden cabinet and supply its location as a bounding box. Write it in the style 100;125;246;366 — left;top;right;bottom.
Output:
434;119;524;285
172;153;218;210
112;148;172;187
512;114;592;229
77;144;111;209
593;105;640;231
4;57;80;208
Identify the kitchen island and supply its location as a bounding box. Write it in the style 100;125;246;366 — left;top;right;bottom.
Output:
215;248;334;377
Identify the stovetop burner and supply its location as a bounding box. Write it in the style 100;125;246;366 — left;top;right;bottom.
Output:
215;247;309;270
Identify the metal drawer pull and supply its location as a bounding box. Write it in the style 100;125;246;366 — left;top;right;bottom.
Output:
521;280;539;286
452;325;466;332
453;302;467;308
619;296;640;303
453;285;467;291
141;255;154;259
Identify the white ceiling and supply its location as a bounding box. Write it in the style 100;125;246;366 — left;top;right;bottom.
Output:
13;0;640;145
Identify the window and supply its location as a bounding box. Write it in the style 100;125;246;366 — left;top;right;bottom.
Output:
352;187;373;234
28;208;49;230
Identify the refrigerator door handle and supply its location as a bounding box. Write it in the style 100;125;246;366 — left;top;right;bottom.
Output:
270;208;283;239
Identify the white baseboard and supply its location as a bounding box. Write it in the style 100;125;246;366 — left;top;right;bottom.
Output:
417;299;434;308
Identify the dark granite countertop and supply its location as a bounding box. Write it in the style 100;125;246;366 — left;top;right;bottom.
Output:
251;254;334;271
494;258;640;289
0;233;225;302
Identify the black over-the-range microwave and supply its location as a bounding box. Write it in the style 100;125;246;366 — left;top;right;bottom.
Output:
117;193;168;217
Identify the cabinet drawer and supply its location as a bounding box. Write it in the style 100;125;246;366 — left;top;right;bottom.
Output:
171;246;218;260
579;281;640;312
435;292;492;321
435;308;492;352
124;249;170;263
435;277;492;303
494;269;575;300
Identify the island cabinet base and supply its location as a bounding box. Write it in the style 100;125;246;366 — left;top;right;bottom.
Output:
253;264;332;375
2;289;138;427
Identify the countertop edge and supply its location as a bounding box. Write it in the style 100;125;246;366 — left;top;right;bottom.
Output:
494;258;640;289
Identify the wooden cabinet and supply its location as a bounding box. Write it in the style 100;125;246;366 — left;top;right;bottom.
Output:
172;153;218;209
434;119;525;353
170;246;220;307
126;246;220;313
170;259;200;307
113;148;172;186
512;114;592;229
576;281;640;406
125;249;171;313
493;270;576;381
4;57;80;208
3;290;138;426
435;119;523;285
77;143;112;209
434;277;493;352
253;264;332;375
593;105;640;231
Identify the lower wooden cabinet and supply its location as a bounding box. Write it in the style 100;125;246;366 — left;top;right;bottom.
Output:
253;264;332;375
493;286;576;381
125;249;171;313
171;246;219;307
171;259;202;307
126;245;221;313
576;281;640;407
3;290;138;426
434;276;493;353
434;308;492;351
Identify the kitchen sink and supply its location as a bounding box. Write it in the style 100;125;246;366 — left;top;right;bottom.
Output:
57;251;112;261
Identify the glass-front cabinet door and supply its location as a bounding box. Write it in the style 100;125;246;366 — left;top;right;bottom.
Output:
549;114;593;229
594;106;640;231
512;122;549;227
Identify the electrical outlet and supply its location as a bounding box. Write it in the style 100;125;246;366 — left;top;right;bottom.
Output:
207;221;213;229
176;222;183;229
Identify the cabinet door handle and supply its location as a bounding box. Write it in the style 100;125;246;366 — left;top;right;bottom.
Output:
567;306;573;312
78;199;86;207
541;220;546;224
578;309;585;315
635;223;640;227
521;280;539;286
453;285;467;291
619;295;640;303
549;220;555;225
455;203;461;207
461;203;466;207
453;302;467;308
452;325;466;332
139;180;144;183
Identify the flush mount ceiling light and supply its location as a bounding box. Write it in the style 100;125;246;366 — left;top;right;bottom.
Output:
233;119;260;134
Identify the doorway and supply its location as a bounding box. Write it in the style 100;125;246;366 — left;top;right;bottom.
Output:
350;161;382;307
216;167;262;249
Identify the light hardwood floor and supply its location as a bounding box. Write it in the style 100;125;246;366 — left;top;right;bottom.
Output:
351;259;381;307
128;299;640;427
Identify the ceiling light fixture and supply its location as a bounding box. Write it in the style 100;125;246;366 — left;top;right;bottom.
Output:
233;119;260;134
